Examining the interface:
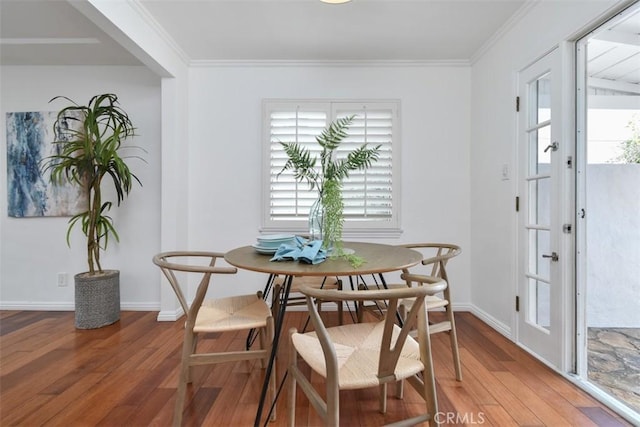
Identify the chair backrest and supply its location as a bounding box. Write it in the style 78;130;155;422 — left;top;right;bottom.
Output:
400;243;461;286
152;251;237;326
298;284;438;381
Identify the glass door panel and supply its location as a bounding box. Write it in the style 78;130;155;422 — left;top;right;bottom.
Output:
517;47;562;367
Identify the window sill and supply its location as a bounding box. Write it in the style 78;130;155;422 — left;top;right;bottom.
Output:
259;226;403;239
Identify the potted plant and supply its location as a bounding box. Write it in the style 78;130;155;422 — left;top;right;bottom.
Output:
279;115;380;255
41;93;143;329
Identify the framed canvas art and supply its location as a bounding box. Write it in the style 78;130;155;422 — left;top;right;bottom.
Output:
6;111;87;217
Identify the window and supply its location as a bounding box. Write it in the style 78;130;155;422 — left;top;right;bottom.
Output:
262;100;401;237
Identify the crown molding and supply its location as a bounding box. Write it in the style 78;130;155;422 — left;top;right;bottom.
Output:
470;0;540;65
128;0;191;66
189;59;471;68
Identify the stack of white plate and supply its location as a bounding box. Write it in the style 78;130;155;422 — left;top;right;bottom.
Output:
252;234;296;255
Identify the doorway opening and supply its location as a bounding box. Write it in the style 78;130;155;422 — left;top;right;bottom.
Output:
576;2;640;418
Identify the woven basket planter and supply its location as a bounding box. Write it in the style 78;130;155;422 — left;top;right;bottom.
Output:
74;270;120;329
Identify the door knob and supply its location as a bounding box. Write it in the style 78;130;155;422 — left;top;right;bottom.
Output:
542;252;559;262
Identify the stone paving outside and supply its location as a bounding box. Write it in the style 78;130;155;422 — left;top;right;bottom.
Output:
588;327;640;415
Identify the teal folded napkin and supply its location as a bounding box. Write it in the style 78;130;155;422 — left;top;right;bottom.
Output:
299;239;326;264
270;236;327;264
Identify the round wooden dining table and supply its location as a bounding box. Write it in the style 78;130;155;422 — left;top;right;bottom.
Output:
225;241;422;277
225;242;422;426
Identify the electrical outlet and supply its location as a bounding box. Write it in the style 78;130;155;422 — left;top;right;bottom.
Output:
57;272;67;287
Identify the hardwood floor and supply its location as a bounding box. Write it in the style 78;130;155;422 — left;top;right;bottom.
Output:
0;310;631;426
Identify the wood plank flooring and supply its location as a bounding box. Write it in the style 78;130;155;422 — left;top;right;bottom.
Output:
0;310;631;426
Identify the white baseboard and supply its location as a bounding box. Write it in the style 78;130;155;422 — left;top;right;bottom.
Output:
468;304;513;339
157;307;184;322
0;301;160;312
451;302;474;311
122;302;161;311
0;301;74;311
0;299;512;342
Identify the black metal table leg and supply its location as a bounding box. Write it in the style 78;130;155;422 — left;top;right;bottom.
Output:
377;273;404;325
254;274;293;427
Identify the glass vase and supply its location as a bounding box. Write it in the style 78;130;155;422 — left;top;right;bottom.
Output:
308;197;324;241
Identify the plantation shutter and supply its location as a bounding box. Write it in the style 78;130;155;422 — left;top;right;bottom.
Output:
334;105;394;222
269;107;327;220
264;100;399;232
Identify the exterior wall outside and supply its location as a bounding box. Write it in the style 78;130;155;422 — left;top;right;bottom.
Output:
586;164;640;328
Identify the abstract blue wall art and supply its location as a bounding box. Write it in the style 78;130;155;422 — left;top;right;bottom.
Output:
6;111;87;217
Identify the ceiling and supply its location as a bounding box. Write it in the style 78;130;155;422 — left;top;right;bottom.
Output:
0;0;528;66
1;0;637;93
138;0;526;62
0;0;142;66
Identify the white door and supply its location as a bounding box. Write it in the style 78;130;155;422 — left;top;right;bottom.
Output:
516;48;564;368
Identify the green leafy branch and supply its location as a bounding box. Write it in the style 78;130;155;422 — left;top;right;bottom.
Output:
330;249;366;268
322;179;344;247
614;114;640;164
278;115;381;195
278;115;381;260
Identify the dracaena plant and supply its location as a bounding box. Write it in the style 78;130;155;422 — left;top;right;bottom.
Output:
279;115;380;258
41;94;144;275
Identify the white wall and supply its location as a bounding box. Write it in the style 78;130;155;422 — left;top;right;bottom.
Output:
0;63;471;311
187;64;472;302
470;0;621;333
3;1;627;321
0;66;162;310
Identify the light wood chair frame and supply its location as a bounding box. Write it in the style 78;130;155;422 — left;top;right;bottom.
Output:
153;251;276;426
288;284;441;427
399;243;463;382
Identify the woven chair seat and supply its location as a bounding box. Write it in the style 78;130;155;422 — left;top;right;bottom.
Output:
292;321;424;389
400;294;449;310
195;294;271;333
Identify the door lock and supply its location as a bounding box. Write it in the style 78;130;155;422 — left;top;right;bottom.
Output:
542;252;559;262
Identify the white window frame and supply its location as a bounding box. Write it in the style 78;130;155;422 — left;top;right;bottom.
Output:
261;99;401;238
